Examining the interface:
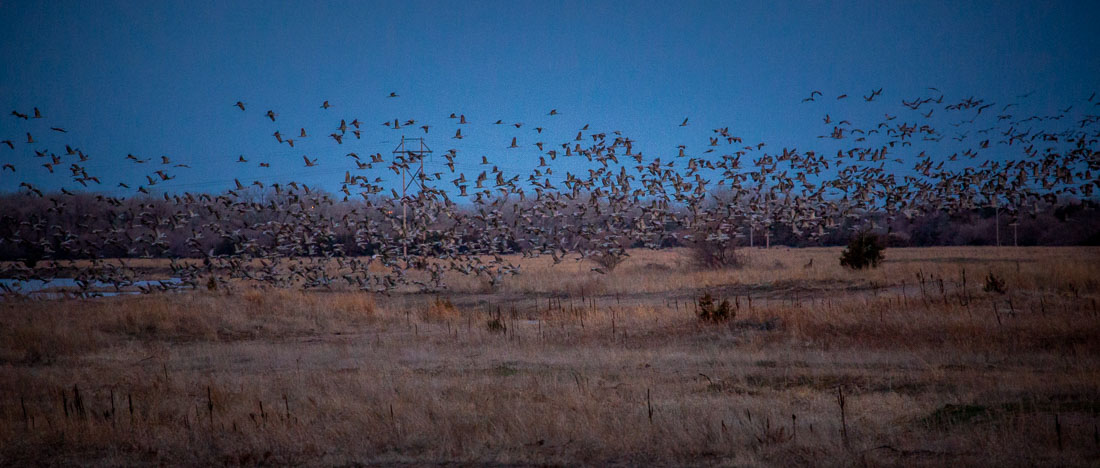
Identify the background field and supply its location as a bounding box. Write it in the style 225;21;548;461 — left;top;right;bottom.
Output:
2;246;1099;466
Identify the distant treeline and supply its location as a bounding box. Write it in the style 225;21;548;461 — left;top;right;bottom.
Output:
0;191;1098;263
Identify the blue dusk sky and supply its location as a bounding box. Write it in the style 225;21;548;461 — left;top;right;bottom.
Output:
1;0;1098;197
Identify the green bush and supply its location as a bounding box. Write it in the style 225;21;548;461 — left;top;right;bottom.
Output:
839;232;885;270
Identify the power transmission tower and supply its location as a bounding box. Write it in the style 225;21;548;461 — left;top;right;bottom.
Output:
392;137;433;258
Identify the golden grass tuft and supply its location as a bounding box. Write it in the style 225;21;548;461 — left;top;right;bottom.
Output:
419;297;461;322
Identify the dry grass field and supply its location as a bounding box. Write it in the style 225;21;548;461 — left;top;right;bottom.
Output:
2;246;1099;466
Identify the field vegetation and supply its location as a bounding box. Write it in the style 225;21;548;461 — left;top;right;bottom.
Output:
2;246;1099;466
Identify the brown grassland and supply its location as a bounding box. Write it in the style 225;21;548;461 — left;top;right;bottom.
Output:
2;246;1100;466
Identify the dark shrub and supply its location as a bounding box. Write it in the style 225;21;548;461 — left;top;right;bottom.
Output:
983;272;1006;294
690;239;743;270
839;232;885;269
591;248;629;273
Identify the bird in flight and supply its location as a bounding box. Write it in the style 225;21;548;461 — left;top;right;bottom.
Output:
303;155;318;167
321;100;331;109
680;117;689;127
235;101;246;111
266;110;277;121
548;109;559;116
388;92;399;98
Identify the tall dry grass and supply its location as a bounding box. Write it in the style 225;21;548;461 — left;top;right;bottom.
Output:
1;246;1099;466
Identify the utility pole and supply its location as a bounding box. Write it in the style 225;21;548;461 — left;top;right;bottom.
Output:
392;136;432;259
994;196;1000;247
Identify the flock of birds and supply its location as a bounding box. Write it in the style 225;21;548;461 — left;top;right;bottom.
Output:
1;87;1098;296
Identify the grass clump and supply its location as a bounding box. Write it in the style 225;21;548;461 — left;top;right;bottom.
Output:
984;272;1006;294
420;297;460;322
697;292;734;323
486;317;507;333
